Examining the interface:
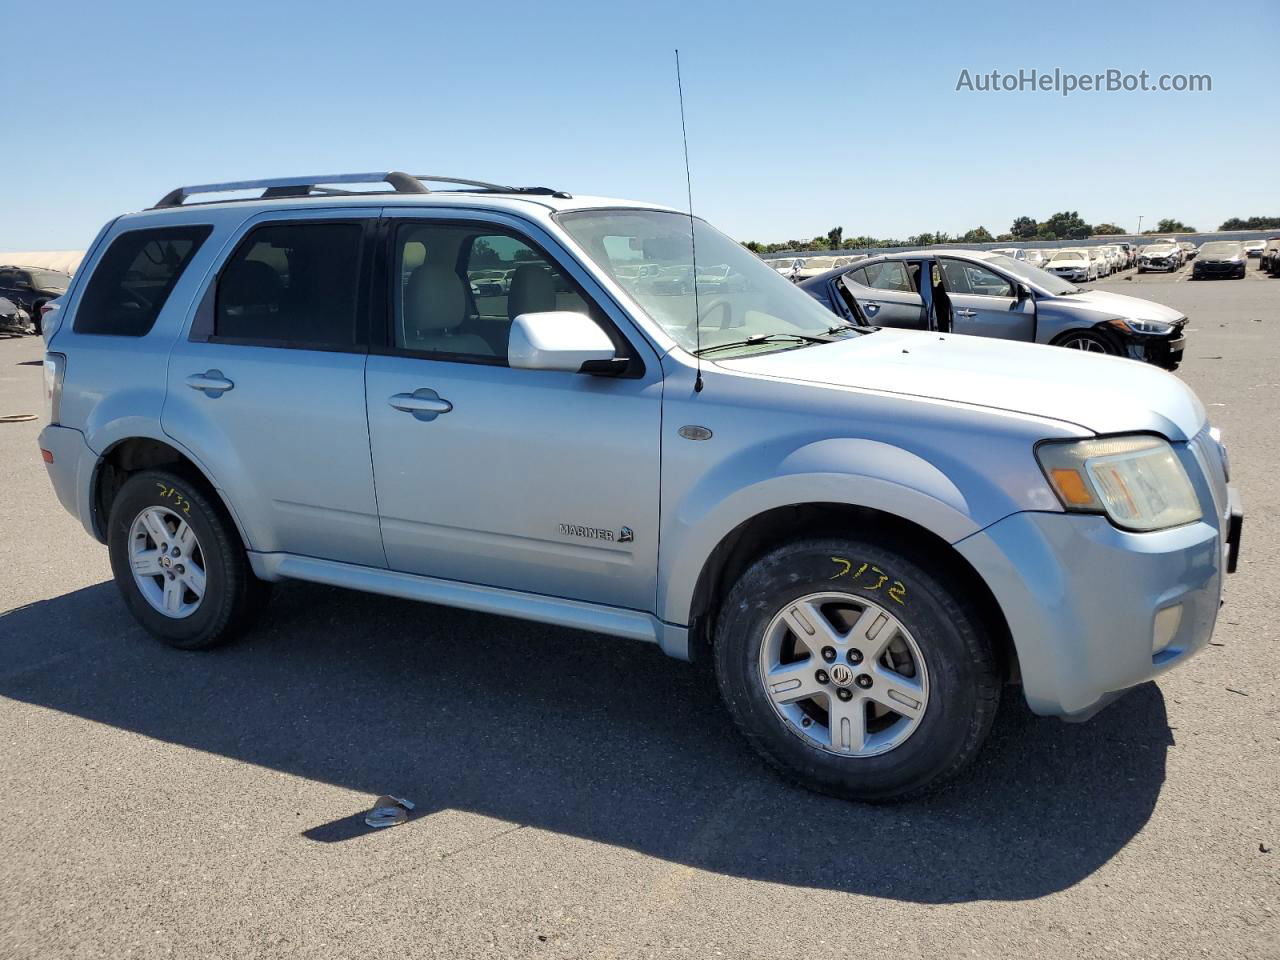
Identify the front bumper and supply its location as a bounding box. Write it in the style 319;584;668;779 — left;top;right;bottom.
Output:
1114;326;1186;370
1194;261;1245;277
956;500;1237;719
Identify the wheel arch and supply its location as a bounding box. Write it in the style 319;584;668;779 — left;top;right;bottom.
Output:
681;501;1017;682
90;435;249;547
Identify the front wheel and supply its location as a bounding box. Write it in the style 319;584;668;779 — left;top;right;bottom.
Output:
107;469;269;649
714;539;1001;801
1056;329;1121;355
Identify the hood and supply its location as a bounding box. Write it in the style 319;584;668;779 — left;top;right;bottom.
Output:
1045;289;1184;323
718;329;1205;440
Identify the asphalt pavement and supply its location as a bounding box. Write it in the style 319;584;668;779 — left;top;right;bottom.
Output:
0;268;1276;958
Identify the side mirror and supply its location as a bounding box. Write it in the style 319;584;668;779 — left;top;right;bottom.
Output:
508;311;619;373
1015;282;1032;300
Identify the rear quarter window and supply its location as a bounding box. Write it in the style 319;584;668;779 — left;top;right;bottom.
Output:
74;225;212;336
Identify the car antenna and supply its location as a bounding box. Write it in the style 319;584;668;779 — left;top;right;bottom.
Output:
675;49;704;393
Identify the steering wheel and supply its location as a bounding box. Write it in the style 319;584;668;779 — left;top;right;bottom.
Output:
696;296;735;330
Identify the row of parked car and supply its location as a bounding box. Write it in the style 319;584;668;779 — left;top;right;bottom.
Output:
767;237;1274;285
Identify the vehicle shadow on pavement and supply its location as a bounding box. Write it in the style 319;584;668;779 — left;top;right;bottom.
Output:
0;579;1172;903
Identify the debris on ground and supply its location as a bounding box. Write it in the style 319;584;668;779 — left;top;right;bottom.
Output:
365;795;415;829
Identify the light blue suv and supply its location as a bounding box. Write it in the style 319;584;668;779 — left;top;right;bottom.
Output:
38;172;1242;801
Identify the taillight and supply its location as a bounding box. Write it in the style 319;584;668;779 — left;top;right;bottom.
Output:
43;353;66;425
40;302;56;318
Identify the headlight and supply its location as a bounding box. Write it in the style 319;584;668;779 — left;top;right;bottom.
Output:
1109;317;1174;335
1036;435;1201;531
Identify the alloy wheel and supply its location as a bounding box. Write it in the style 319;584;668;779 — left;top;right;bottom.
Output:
758;592;929;757
128;506;207;619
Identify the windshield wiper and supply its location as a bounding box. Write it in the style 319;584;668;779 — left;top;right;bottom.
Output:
694;332;831;357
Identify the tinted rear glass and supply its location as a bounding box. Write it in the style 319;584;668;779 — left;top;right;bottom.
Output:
215;221;363;348
75;226;211;336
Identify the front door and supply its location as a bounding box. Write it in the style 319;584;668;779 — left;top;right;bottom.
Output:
364;213;662;611
163;211;385;568
937;258;1035;340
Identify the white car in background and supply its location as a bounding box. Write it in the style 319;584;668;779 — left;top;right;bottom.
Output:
1047;248;1097;282
989;247;1027;261
1023;249;1051;268
794;256;840;279
1137;243;1183;272
1100;245;1124;274
770;257;805;280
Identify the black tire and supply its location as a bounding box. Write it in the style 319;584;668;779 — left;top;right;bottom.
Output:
1054;328;1122;355
713;538;1001;802
107;469;269;650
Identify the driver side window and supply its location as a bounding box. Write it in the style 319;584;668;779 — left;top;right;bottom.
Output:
392;222;590;362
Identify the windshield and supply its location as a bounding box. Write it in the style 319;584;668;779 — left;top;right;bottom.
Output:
1200;242;1241;257
22;269;70;292
984;254;1080;294
1050;249;1086;262
557;209;857;356
1146;244;1176;253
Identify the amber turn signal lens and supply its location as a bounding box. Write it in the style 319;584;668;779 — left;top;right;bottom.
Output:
1050;468;1093;505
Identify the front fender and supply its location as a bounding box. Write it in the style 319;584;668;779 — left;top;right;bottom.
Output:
658;436;1012;627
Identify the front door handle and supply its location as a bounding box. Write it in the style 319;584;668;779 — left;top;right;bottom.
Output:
389;388;453;422
862;301;881;316
955;309;977;318
186;370;234;397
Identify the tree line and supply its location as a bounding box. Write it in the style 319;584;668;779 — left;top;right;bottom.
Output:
742;212;1279;254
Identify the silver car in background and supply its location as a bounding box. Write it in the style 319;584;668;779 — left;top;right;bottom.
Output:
799;249;1186;368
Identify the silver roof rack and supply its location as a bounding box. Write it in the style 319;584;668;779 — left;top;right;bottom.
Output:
152;171;571;209
152;171;428;208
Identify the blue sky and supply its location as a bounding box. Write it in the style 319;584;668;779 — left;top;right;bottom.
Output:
4;0;1276;250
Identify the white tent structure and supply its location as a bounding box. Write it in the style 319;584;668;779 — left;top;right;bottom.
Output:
0;250;86;275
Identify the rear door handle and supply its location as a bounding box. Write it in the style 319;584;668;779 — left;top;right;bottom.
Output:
389;388;453;421
862;301;880;315
955;309;977;318
186;370;234;397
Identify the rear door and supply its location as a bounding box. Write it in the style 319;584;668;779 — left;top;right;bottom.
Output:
843;261;927;328
162;209;385;567
937;258;1035;340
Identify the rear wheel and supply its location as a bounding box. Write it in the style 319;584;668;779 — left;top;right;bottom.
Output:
714;538;1001;801
107;469;269;649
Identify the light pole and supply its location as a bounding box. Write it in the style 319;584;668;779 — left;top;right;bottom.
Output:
1136;215;1143;237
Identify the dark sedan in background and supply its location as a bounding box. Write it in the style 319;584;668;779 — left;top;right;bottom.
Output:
1192;241;1248;280
798;249;1187;369
0;265;71;333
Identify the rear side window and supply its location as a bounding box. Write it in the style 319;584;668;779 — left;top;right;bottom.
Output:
215;222;364;349
74;226;211;336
